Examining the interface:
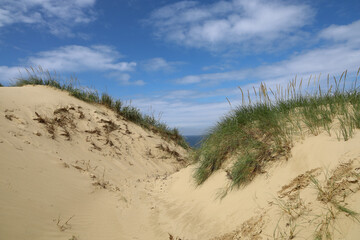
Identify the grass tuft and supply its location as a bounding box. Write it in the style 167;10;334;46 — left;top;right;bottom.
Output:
101;93;114;109
194;68;360;187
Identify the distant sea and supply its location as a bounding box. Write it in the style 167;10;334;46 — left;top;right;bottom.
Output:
184;135;205;148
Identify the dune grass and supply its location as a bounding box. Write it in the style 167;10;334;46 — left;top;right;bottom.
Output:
13;66;189;149
194;68;360;187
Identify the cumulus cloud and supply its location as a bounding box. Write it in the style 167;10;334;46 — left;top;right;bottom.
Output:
0;45;140;85
147;0;313;51
0;0;96;36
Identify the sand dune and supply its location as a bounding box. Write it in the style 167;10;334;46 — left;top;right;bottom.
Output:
1;85;360;239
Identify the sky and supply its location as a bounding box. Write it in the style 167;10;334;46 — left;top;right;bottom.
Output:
0;0;360;135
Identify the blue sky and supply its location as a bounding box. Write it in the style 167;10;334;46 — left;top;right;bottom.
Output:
1;0;360;135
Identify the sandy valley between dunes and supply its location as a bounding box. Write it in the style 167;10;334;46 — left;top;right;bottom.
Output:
1;86;360;239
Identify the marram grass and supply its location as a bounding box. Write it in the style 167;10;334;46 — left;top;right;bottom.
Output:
13;66;189;149
194;68;360;187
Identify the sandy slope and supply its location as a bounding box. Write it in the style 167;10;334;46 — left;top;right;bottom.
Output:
161;134;360;239
1;86;360;240
0;86;187;240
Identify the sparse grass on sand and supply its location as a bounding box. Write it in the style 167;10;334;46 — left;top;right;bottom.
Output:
273;170;359;240
194;68;360;187
12;66;189;149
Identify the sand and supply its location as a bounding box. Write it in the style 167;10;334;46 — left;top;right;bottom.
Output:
1;85;360;239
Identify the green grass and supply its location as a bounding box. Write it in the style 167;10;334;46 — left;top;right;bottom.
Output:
194;68;360;187
0;83;3;87
12;66;189;149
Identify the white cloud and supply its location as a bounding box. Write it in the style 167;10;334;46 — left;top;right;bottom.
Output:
162;88;240;101
176;45;360;86
128;86;244;135
176;70;248;84
162;90;196;99
0;66;21;84
28;45;136;72
108;72;145;86
0;45;140;85
142;57;181;72
202;63;231;71
0;0;96;36
319;19;360;46
132;80;146;86
147;0;313;51
132;97;234;135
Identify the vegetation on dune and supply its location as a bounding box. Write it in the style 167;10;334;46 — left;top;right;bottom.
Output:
194;68;360;187
13;66;189;149
0;83;3;87
274;162;359;239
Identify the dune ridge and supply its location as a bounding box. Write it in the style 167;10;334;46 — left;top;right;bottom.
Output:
1;85;360;239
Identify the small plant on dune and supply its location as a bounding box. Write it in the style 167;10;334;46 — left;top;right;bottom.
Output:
309;164;359;239
194;68;360;187
313;210;334;240
168;233;183;240
12;66;189;149
101;93;114;108
333;203;359;221
15;66;62;88
0;83;3;87
121;105;143;123
69;87;100;103
114;99;122;114
272;164;359;240
272;195;307;240
310;193;359;240
55;215;75;232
